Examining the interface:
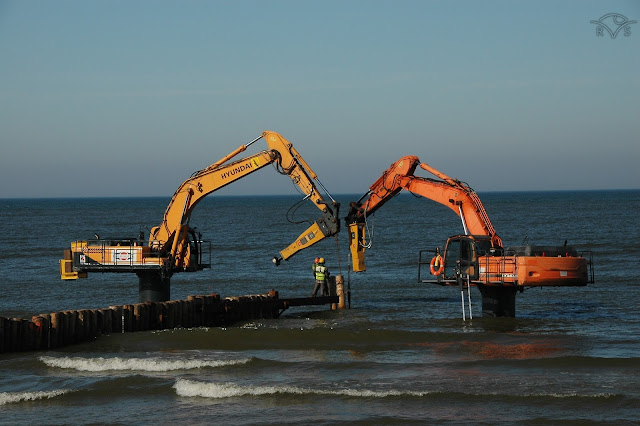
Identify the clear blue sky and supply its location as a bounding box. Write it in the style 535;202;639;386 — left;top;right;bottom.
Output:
1;1;638;198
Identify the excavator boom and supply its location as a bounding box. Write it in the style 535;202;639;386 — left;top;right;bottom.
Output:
347;156;500;245
346;156;502;271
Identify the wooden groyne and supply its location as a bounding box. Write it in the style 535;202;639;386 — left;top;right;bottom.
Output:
0;289;342;354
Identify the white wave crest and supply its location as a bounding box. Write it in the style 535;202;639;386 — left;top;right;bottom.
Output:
0;389;70;405
527;392;617;399
174;379;429;399
173;381;617;401
40;356;251;372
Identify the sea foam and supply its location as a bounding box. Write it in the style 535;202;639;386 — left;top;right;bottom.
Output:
39;355;251;372
0;390;70;405
173;379;428;399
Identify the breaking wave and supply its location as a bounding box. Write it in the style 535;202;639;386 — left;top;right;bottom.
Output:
174;379;429;398
0;390;70;405
174;379;621;401
39;356;251;372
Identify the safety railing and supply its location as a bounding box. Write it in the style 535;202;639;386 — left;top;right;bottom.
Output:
581;250;595;284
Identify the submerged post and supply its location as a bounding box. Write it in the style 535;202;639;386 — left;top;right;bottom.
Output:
336;274;346;309
137;271;171;302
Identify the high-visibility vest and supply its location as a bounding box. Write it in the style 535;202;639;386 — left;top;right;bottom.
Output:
314;264;326;281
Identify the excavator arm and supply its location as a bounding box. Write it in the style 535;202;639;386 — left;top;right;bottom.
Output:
261;132;340;264
346;156;501;271
149;130;340;271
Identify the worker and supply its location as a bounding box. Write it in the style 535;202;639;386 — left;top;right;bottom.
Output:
312;257;329;297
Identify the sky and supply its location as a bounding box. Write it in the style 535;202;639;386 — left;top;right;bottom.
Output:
1;0;638;198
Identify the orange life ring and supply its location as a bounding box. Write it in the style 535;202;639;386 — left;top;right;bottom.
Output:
430;256;444;276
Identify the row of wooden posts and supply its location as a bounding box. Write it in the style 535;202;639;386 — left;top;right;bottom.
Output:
1;275;347;355
0;291;284;354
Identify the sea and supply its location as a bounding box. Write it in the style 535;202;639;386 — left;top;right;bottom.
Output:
0;190;639;425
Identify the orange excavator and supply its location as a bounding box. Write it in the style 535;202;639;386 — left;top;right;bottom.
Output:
345;156;593;316
60;131;340;302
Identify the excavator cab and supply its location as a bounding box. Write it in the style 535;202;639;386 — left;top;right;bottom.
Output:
443;236;480;281
417;235;481;284
181;228;211;272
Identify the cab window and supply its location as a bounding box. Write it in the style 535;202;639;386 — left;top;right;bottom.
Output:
444;238;478;280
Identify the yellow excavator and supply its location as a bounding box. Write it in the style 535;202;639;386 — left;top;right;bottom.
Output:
60;131;340;301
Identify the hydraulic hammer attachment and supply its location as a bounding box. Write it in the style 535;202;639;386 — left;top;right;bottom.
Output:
349;222;366;272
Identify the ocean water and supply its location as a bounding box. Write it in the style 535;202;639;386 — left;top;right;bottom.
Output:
1;191;639;424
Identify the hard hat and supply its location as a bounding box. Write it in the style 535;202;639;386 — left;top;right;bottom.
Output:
314;257;319;263
319;257;325;263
